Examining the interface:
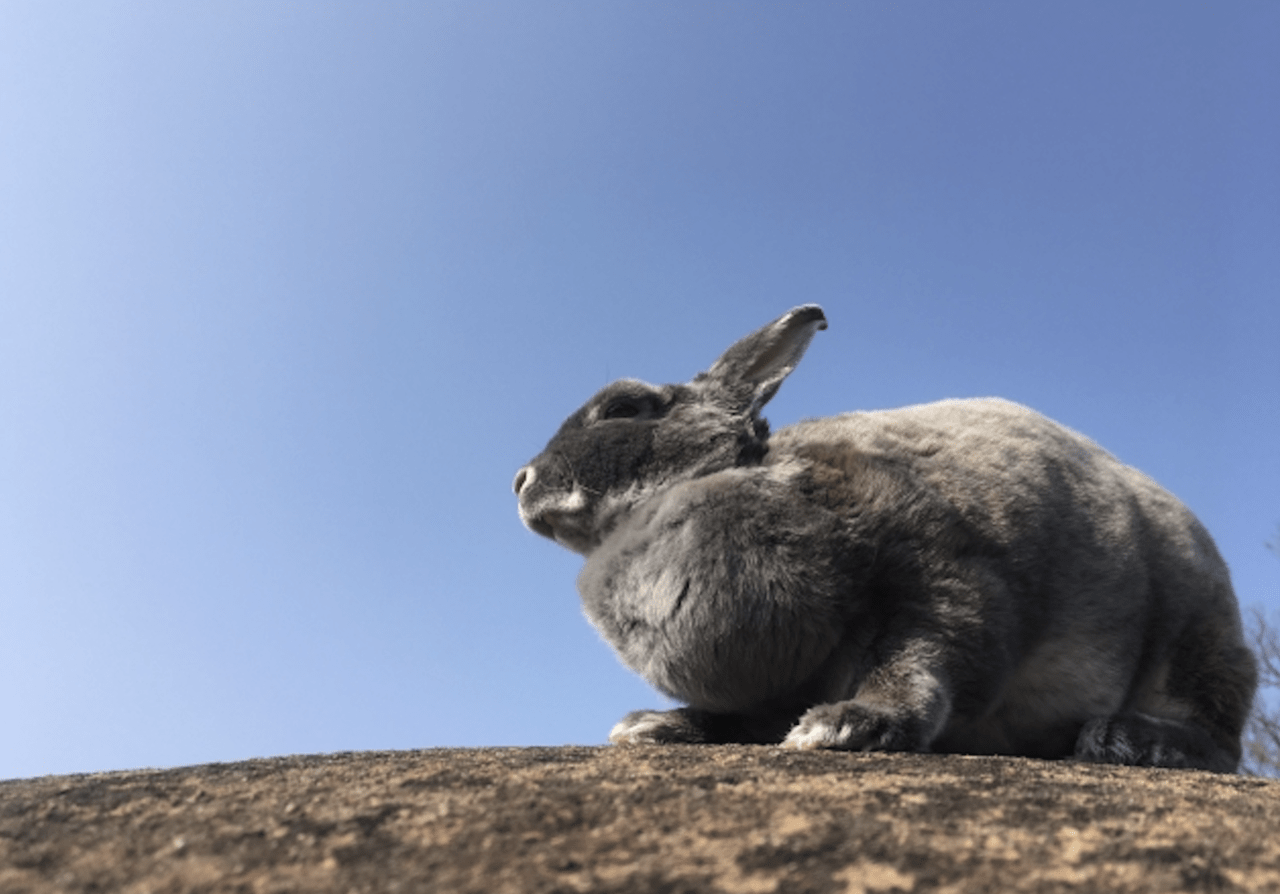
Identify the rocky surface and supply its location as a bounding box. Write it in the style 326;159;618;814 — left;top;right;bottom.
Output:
2;745;1279;893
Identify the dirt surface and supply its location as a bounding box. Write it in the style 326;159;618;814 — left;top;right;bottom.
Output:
2;746;1279;893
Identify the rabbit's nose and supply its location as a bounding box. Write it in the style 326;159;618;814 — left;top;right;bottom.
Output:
513;465;535;496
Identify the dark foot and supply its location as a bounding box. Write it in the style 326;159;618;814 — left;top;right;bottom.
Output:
1074;713;1238;773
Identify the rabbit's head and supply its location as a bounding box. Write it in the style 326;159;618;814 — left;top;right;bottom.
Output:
514;306;827;555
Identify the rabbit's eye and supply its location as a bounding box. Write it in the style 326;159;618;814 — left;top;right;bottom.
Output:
603;399;643;420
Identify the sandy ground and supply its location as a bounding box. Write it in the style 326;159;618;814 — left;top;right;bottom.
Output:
3;745;1279;893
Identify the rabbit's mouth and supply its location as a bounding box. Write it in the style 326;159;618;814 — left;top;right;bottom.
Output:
515;472;598;554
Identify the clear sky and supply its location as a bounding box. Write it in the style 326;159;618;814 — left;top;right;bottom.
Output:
2;3;1277;780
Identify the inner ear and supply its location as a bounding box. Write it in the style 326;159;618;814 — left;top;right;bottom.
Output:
700;305;827;413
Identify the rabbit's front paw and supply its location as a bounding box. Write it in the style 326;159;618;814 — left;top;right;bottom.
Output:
782;701;926;752
609;709;712;745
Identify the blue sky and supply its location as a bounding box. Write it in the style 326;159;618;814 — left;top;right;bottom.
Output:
2;3;1277;779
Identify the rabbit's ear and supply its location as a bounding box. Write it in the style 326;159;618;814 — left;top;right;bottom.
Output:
700;305;827;413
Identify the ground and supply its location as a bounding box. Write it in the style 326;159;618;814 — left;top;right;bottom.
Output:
3;746;1279;893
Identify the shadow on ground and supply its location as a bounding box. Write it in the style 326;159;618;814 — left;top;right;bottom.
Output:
3;746;1279;892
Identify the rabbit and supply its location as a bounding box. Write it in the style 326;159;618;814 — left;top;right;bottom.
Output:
513;305;1257;772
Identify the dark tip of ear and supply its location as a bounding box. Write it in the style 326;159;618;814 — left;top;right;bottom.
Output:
789;305;828;330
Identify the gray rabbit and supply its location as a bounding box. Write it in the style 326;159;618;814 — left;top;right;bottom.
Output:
514;305;1256;772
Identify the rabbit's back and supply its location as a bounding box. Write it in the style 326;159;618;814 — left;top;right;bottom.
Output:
774;397;1126;529
772;397;1214;582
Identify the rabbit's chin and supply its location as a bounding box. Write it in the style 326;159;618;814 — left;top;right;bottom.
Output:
520;512;598;555
551;527;598;556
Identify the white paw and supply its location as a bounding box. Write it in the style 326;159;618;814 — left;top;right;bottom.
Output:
781;716;845;750
609;712;672;745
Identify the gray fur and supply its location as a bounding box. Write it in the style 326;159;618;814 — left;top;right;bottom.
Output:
514;306;1257;772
